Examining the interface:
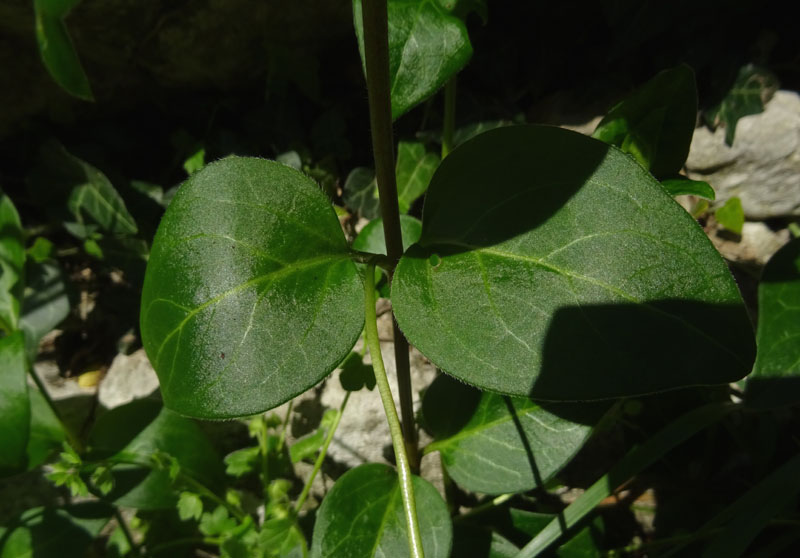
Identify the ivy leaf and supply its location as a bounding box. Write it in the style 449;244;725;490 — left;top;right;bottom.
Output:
199;506;238;537
353;0;473;120
311;463;452;557
0;193;25;334
140;157;364;418
343;167;380;219
715;197;744;235
352;215;422;257
423;375;607;494
178;491;204;521
392;125;755;401
0;331;30;476
34;0;93;101
706;64;778;146
224;446;260;478
746;238;800;409
593;64;697;179
260;517;308;558
396;142;440;213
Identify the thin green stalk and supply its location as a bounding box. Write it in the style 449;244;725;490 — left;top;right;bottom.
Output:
441;77;457;158
258;414;271;501
294;391;350;513
360;0;418;468
365;263;424;558
454;493;514;523
112;507;140;557
277;399;294;453
27;362;83;453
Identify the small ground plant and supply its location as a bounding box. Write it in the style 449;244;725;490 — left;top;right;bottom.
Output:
2;1;800;557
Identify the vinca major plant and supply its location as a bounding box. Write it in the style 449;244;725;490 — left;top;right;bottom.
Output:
3;1;800;557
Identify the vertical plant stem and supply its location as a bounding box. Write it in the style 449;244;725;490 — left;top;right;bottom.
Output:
441;77;457;158
365;263;424;558
112;508;140;556
277;399;294;453
258;415;270;501
361;0;418;468
294;391;350;513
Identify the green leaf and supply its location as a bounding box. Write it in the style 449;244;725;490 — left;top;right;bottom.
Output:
29;141;137;235
260;517;308;558
0;332;30;476
661;178;715;201
178;491;204;521
396;142;440;213
311;463;452;558
352;215;422;257
199;505;238;537
423;375;607;494
290;428;326;464
26;387;66;469
33;1;93;101
353;0;473;120
338;351;376;392
140;157;364;418
35;0;83;18
19;261;71;361
87;399;224;509
706;64;778;146
27;237;54;263
746;238;800;409
392;125;755;401
715;197;744;235
0;503;112;558
0;193;25;334
343;167;380;219
436;0;487;22
593;64;697;179
224;446;260;477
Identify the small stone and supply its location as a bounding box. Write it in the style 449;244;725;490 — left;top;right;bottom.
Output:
97;349;160;409
687;90;800;219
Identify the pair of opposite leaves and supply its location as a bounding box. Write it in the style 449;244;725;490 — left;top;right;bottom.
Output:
140;125;755;419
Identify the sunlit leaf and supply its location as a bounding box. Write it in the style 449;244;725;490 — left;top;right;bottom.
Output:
393;125;755;400
0;193;25;334
353;0;473;120
0;332;30;476
141;157;363;418
715;197;744;235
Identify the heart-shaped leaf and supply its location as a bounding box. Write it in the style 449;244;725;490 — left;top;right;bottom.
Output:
353;0;473;120
423;375;608;494
392;125;755;401
141;157;363;418
746;238;800;409
593;64;696;179
0;331;30;476
311;463;452;558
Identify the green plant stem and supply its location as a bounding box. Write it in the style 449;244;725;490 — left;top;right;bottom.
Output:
442;77;456;158
294;391;350;513
27;362;83;453
364;263;424;558
258;414;271;501
112;507;140;556
360;0;419;470
454;493;514;523
277;399;293;453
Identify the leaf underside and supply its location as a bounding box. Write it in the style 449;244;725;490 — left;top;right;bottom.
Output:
392;125;755;401
140;157;363;418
